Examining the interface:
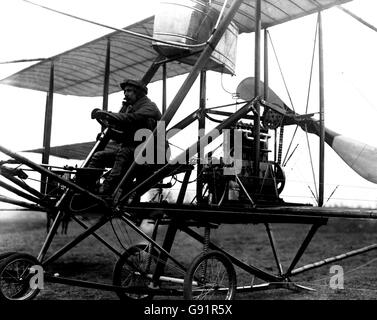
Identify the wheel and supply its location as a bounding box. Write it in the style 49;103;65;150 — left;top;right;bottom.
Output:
0;252;17;261
272;162;286;194
0;253;41;301
184;250;237;300
113;244;158;300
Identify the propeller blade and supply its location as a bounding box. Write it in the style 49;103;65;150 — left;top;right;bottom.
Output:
236;77;287;107
300;120;377;184
237;77;377;184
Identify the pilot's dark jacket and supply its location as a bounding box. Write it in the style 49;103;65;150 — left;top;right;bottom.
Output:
110;95;162;147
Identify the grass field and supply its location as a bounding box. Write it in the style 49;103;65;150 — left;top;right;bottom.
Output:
0;209;377;300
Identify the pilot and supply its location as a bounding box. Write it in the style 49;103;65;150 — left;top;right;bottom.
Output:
83;79;165;195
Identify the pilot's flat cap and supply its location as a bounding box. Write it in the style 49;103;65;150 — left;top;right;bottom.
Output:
120;79;148;94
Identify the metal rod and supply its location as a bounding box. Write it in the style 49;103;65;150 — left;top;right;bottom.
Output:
41;215;111;266
166;110;199;135
125;203;377;223
197;71;206;204
338;6;377;33
253;0;262;189
264;28;269;100
290;243;377;276
162;63;167;114
0;195;44;211
70;215;122;257
205;109;254;120
44;274;182;296
235;175;255;206
285;224;321;276
102;38;111;113
152;223;178;285
37;209;65;262
142;55;163;85
0;169;46;199
264;223;284;276
44;274;128;292
318;12;325;207
41;60;54;194
177;170;191;204
0;180;45;206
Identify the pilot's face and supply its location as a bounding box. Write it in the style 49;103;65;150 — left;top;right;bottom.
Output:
123;85;138;104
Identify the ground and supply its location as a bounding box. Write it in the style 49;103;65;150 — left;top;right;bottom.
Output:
0;209;376;300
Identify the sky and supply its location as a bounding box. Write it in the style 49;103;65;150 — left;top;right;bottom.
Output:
1;0;377;208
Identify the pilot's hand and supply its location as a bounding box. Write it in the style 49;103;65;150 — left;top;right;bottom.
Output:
92;109;111;120
91;108;101;119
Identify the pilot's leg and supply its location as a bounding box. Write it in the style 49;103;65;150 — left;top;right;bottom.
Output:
99;146;135;195
76;149;116;191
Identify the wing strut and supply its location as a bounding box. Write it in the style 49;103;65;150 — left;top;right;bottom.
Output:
338;6;377;33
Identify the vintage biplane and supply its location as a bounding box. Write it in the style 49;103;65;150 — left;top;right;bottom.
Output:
0;0;377;300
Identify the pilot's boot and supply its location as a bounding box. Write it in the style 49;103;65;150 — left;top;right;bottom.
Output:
98;180;114;196
75;171;100;193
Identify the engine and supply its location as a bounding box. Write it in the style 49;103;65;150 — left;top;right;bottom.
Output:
201;122;285;206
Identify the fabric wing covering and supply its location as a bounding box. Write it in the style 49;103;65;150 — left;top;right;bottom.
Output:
23;142;97;160
0;0;353;97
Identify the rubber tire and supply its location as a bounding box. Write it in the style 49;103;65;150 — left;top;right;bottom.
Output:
0;252;17;261
0;253;41;301
184;250;237;300
113;244;158;301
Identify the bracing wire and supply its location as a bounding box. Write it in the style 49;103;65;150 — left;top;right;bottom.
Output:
267;30;295;112
21;0;229;50
110;218;128;251
0;58;47;64
282;125;298;166
305;124;319;201
268;17;323;205
305;16;319;113
301;14;323;203
267;30;297;169
282;143;299;167
324;185;339;205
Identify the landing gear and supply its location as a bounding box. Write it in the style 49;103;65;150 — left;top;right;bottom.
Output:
0;253;41;301
183;250;237;300
112;244;157;300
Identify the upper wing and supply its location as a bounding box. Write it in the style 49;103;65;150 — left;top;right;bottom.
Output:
0;1;353;97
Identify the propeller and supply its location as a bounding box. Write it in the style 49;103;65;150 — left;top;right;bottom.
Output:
237;76;287;108
236;77;377;184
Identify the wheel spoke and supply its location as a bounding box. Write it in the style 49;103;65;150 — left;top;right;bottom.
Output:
184;251;236;300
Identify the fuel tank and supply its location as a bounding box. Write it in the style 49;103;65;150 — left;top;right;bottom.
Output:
152;0;238;74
